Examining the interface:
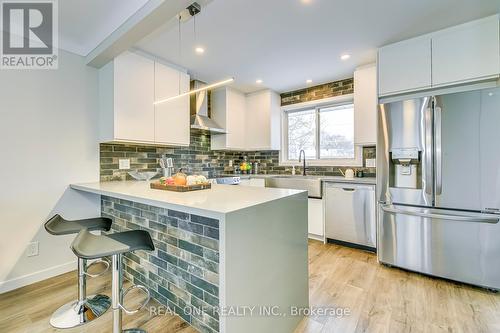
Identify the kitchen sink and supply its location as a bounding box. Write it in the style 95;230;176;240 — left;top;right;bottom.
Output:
264;176;322;198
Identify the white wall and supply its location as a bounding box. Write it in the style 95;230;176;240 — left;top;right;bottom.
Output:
0;50;101;293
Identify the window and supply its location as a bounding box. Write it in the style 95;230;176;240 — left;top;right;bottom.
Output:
319;104;354;159
283;101;361;166
287;109;316;160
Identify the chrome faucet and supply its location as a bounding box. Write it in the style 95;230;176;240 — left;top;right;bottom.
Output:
298;149;307;176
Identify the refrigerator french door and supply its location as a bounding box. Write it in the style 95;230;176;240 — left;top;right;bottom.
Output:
377;87;500;289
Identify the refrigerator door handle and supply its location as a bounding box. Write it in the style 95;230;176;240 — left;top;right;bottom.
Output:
424;103;434;195
381;204;500;224
434;103;443;195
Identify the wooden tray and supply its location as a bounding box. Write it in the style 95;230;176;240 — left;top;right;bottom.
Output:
150;182;211;192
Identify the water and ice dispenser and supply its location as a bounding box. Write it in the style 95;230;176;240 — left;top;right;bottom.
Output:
390;148;421;189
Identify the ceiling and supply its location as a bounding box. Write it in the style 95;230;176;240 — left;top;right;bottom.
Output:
59;0;149;56
135;0;499;93
55;0;499;92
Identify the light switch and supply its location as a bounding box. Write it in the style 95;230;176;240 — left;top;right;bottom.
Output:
27;242;39;257
119;159;130;170
365;158;376;168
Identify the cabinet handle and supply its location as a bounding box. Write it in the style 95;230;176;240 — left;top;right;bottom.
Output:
342;188;356;192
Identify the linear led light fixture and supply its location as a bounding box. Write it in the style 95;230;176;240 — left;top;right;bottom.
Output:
154;77;234;105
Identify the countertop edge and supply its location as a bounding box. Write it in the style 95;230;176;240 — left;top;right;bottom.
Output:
70;183;227;219
70;183;308;218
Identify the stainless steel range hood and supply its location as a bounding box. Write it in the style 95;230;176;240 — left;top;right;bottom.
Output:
190;80;226;134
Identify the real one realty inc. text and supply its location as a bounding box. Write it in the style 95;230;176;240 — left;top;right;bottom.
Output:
150;305;352;318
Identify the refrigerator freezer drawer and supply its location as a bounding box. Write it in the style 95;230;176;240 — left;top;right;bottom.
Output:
325;183;376;247
378;204;500;289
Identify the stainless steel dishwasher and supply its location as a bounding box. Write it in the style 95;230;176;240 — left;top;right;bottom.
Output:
324;182;376;251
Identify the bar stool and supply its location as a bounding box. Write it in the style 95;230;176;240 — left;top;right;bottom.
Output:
71;228;155;333
44;214;112;328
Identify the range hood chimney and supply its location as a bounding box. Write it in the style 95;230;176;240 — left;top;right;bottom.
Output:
190;80;226;134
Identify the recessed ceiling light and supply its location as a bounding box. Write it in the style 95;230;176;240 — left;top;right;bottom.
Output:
256;79;263;84
306;79;313;84
301;0;312;4
340;54;351;60
195;47;205;54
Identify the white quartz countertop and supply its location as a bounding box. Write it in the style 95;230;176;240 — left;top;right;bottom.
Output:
70;181;306;216
220;174;377;185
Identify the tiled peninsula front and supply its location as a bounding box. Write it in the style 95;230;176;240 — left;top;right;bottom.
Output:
102;196;221;332
71;181;309;333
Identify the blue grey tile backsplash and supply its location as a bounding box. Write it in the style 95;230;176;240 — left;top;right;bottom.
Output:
100;129;375;181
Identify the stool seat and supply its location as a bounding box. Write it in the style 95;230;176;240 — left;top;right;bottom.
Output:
44;214;113;329
45;214;112;235
71;229;154;260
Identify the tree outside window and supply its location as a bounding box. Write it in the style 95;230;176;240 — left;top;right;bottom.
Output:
285;103;354;161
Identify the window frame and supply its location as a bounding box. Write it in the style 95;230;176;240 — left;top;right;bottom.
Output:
280;94;363;167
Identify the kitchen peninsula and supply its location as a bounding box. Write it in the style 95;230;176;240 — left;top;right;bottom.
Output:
70;181;309;333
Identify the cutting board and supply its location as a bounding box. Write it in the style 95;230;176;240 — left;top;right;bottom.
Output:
150;182;212;192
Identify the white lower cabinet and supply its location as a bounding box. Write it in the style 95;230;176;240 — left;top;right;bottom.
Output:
308;198;324;240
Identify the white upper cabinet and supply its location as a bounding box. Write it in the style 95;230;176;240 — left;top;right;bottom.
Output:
101;51;155;143
378;15;500;97
432;15;500;87
211;88;246;150
354;64;377;145
154;62;190;146
245;90;281;150
99;51;190;145
211;88;281;151
378;36;432;96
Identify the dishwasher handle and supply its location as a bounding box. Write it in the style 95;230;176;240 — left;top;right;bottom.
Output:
324;182;375;191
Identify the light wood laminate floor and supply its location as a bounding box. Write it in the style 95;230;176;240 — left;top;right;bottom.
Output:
1;241;500;333
295;240;500;333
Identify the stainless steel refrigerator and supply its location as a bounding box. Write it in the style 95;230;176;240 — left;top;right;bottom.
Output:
377;86;500;290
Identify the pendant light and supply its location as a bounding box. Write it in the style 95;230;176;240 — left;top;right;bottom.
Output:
154;2;234;105
154;78;234;105
193;14;204;54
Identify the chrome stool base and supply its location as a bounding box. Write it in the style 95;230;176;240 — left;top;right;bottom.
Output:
49;294;111;329
70;230;154;333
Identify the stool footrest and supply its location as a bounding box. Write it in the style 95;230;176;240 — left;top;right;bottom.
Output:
119;284;150;315
84;259;110;278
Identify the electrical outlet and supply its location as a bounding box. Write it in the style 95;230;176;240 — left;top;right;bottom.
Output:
27;242;39;257
119;159;130;170
365;158;376;168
